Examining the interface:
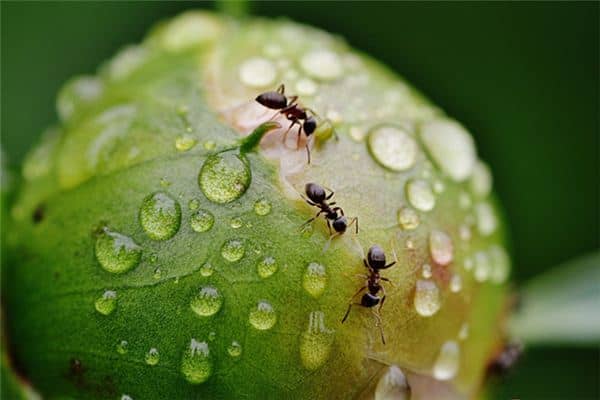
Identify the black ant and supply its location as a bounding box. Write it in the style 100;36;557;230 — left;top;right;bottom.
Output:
342;244;397;344
255;84;319;163
300;183;358;242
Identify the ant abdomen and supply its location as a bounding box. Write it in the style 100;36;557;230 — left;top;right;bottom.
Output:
361;293;380;307
255;91;287;110
305;182;326;203
367;245;387;270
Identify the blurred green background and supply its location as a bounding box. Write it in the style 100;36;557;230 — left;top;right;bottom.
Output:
1;1;598;399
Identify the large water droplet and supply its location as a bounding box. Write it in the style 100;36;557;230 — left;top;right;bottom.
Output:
221;238;245;262
303;262;327;298
420;119;476;182
190;209;214;233
254;198;272;216
198;152;251;204
301;49;342;80
433;340;460;380
175;134;198;152
227;341;242;358
300;311;335;371
139;192;182;241
239;57;277;88
190;286;223;317
145;348;160;366
398;207;420;230
368;125;418;171
414;280;440;317
470;160;492;198
116;340;129;355
406;179;435;212
95;290;117;315
249;300;277;330
181;339;212;384
95;227;142;274
257;256;277;278
200;262;214;277
429;230;454;266
475;202;498;236
374;365;411;400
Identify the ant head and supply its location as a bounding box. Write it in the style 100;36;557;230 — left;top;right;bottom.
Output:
367;245;386;269
255;91;287;110
303;116;317;135
305;182;326;203
332;215;348;233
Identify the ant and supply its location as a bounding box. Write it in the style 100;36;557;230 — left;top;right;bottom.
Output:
486;341;523;378
255;84;319;163
300;182;358;242
342;244;397;344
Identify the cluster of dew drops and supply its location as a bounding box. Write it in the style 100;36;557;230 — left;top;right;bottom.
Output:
73;14;513;397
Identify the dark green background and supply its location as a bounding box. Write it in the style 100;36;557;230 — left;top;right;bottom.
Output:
2;1;598;399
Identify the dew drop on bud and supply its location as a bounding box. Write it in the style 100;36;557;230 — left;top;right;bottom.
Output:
414;280;440;317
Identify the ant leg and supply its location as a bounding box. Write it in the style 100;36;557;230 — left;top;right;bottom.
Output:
372;309;386;345
326;219;332;235
332;206;345;216
304;107;321;119
305;142;311;164
300;194;317;207
328;201;337;206
296;125;304;150
282;120;298;145
342;286;367;323
381;277;396;287
277;83;285;94
381;261;396;270
300;210;324;230
346;217;359;234
381;243;398;269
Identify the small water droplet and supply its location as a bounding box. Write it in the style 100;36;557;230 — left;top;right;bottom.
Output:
433;340;460;380
95;227;142;274
489;245;510;284
450;274;463;293
203;140;216;150
188;198;200;211
300;311;335;371
239;57;277;88
374;365;411;400
200;262;214;277
406;179;435;212
121;395;133;400
303;262;327;298
190;286;223;317
257;256;277;278
198;152;251;204
470;160;493;198
459;224;472;241
429;230;454;266
301;49;342;80
190;209;214;233
414;280;440;317
221;238;245;262
254;198;272;216
295;78;318;96
140;192;182;241
474;251;491;282
116;340;129;354
249;300;277;330
458;323;469;341
153;268;162;280
349;125;367;142
229;217;243;229
175;134;197;152
368;125;418;172
398;207;420;230
227;341;242;357
95;290;117;315
160;177;171;187
422;264;432;279
181;339;212;384
145;348;160;366
405;239;415;249
475;202;498;236
464;257;474;271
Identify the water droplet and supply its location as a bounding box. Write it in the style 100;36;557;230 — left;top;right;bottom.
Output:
300;311;335;371
464;257;474;271
433;180;445;193
406;179;435;212
145;348;160;366
470;160;492;198
368;125;418;172
349;125;367;142
450;274;463;293
200;262;214;277
458;323;469;341
221;238;245;262
475;202;498;236
433;340;460;380
188;198;200;211
175;134;197;152
489;245;510;284
239;57;277;88
295;78;318;96
474;251;491;282
374;365;411;400
249;300;277;330
95;290;117;315
405;239;415;249
140;192;182;241
227;341;242;358
160;177;171;187
397;207;420;230
198;152;251;204
153;268;162;280
190;209;214;233
203;140;216;150
121;395;133;400
303;262;327;298
459;224;472;241
301;49;342;80
429;230;454;266
181;339;212;384
95;227;142;274
116;340;129;354
420;119;476;182
414;280;440;317
257;256;277;278
190;286;223;317
229;217;243;229
254;198;272;216
422;264;432;279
